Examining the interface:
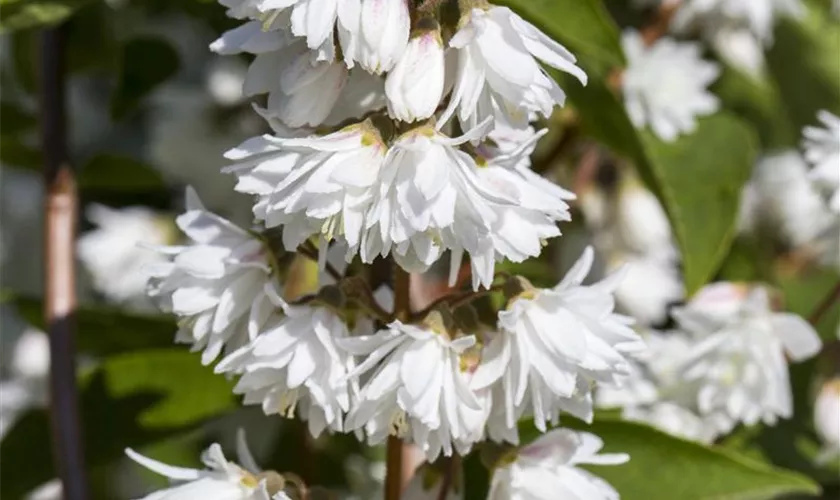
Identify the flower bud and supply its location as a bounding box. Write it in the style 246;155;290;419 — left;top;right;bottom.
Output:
385;25;445;123
340;0;410;74
814;377;840;464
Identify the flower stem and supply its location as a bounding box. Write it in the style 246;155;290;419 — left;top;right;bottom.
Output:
41;23;89;500
809;280;840;326
436;454;459;500
385;263;413;500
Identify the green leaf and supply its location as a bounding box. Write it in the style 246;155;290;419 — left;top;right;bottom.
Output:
110;37;180;120
0;0;93;33
641;115;756;294
526;418;821;500
0;349;236;499
495;0;624;76
0;136;41;169
78;154;167;193
12;296;176;356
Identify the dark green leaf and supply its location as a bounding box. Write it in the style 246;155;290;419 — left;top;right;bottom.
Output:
0;0;93;33
111;37;180;120
0;136;41;169
521;418;821;500
496;0;624;76
0;101;36;135
13;296;176;356
79;154;167;193
767;0;840;132
0;349;237;499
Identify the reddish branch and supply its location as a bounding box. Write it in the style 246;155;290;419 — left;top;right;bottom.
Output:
41;24;89;500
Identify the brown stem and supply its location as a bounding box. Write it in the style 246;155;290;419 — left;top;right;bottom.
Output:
436;455;460;500
809;280;840;326
384;263;414;500
640;2;679;46
41;24;89;500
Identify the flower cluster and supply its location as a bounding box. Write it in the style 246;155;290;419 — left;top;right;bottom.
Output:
597;282;822;443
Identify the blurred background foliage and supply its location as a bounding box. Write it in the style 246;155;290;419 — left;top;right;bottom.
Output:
0;0;838;499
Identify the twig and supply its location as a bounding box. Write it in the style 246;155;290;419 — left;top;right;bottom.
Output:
384;263;414;500
411;285;504;321
41;24;89;500
809;280;840;326
436;455;459;500
640;2;679;46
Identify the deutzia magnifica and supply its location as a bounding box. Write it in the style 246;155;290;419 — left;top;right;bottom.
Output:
473;247;645;441
342;319;486;460
487;429;628;500
385;21;445;123
621;30;720;142
146;188;275;364
224;120;387;257
215;293;360;437
338;0;411;74
126;440;290;500
77;204;174;307
670;0;804;44
360;119;518;289
673;282;822;434
801;110;840;212
442;6;587;130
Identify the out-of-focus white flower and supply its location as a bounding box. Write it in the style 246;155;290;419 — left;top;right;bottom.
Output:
0;328;50;438
621;30;720;142
472;247;645;442
671;0;804;44
339;0;410;74
673;282;822;434
125;441;289;500
814;377;840;464
77;205;174;307
442;6;586;131
743;151;835;248
401;463;462;500
710;26;767;78
224;120;387;258
146;188;275;365
624;402;717;443
215;296;361;437
206;57;248;106
342;320;486;460
488;428;628;500
385;25;445;123
802;110;840;212
610;254;684;327
614;178;673;257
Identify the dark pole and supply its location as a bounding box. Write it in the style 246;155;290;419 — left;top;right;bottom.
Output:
40;24;89;500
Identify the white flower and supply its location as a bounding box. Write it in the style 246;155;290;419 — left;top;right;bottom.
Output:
472;247;645;442
744;151;836;248
338;0;410;74
125;441;289;500
441;6;586;131
623;402;717;443
0;328;49;438
673;283;822;434
671;0;804;44
814;377;840;464
709;26;767;78
360;120;519;289
802;110;840;212
621;30;720;142
614;179;673;257
385;26;445;123
342;320;486;461
610;254;684;327
473;129;575;279
146;188;275;365
77;204;174;307
215;296;360;437
488;428;628;500
224;121;387;258
401;463;462;500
